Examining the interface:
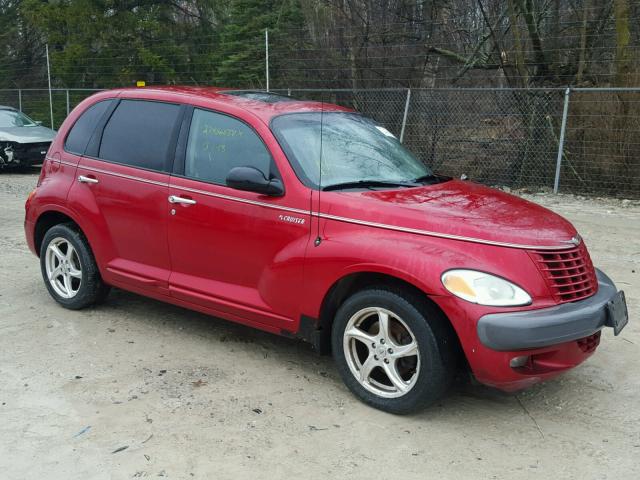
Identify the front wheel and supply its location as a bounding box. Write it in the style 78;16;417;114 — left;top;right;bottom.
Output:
331;287;456;414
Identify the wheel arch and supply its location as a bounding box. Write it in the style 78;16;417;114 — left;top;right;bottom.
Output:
313;270;462;358
34;207;85;256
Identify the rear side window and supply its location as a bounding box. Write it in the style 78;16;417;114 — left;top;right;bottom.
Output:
184;108;274;185
64;100;113;155
99;100;181;171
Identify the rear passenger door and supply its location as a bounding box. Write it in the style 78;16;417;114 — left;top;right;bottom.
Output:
68;99;183;293
167;107;310;329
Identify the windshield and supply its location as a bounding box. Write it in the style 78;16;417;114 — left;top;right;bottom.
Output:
0;109;37;128
271;112;433;190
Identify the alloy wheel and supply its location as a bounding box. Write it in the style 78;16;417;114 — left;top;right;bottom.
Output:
45;237;82;299
343;306;420;398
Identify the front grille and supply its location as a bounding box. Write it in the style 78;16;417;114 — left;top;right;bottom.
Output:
529;242;598;304
16;142;50;161
577;331;601;353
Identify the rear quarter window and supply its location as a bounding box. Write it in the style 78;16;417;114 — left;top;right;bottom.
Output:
64;100;114;155
98;100;181;172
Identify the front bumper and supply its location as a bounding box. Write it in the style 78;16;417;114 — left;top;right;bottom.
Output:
477;269;625;351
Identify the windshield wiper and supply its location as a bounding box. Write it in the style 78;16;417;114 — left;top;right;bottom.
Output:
413;173;451;184
322;180;419;191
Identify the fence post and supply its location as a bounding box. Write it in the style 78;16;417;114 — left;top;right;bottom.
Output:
399;88;411;143
18;89;22;111
265;29;269;92
45;44;54;129
66;89;70;116
553;87;571;194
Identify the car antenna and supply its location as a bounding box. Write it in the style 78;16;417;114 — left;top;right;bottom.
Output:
314;94;324;247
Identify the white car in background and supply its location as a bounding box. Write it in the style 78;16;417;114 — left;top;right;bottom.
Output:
0;106;56;169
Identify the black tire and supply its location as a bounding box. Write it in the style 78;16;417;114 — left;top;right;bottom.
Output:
39;223;110;309
331;287;457;414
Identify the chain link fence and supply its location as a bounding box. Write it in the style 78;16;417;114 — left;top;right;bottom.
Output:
0;88;103;130
280;88;640;198
1;87;638;198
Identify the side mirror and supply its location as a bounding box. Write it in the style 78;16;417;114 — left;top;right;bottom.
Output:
34;121;43;126
226;166;284;196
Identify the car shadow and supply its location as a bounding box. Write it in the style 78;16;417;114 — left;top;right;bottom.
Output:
91;287;573;421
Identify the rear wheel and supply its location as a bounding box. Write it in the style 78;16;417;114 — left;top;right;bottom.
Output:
40;224;110;309
332;287;456;414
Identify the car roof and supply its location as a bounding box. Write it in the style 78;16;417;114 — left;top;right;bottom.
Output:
106;86;354;122
0;105;18;111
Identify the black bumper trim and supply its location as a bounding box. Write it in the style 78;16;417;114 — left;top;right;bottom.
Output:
477;269;619;351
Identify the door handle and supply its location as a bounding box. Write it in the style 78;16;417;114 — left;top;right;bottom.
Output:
168;195;196;205
78;175;98;184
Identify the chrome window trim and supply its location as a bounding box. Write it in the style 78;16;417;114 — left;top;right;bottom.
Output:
63;161;167;187
60;159;576;251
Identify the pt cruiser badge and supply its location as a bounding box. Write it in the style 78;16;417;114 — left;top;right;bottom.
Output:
279;214;306;225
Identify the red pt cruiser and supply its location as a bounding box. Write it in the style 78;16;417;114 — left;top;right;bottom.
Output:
24;87;628;414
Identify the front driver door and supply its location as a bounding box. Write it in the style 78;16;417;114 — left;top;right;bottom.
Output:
167;107;311;331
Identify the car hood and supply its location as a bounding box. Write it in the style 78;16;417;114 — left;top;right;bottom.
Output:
0;125;56;143
326;180;578;249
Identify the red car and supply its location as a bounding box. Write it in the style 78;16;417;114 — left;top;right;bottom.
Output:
24;87;628;414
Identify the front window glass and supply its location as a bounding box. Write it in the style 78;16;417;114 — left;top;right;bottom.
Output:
184;108;274;185
0;110;37;128
271;112;433;189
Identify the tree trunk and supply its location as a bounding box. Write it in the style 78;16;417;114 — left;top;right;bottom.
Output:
576;0;589;84
614;0;633;87
519;0;550;82
507;0;528;86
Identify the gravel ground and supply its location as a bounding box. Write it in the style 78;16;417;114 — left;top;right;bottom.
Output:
1;171;638;480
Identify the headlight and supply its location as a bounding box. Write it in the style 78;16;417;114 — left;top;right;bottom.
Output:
441;269;531;306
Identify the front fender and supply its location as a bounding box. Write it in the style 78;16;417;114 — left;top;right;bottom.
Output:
335;261;438;296
302;219;551;322
301;223;463;318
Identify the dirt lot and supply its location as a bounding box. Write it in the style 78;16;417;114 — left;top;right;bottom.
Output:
1;171;638;480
